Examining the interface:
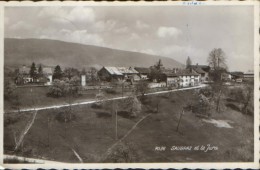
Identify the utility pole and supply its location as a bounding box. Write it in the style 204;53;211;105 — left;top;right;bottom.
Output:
122;81;124;97
47;113;50;147
176;109;184;132
115;109;118;140
113;101;118;140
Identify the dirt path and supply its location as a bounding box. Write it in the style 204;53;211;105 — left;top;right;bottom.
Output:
101;113;152;161
14;110;38;151
5;85;206;114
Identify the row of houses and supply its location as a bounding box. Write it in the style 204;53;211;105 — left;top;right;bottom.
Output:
96;64;211;88
15;64;254;88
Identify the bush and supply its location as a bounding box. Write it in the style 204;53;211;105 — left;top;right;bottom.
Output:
192;94;212;117
55;111;76;123
91;103;103;109
103;142;139;163
47;79;80;98
4;116;20;127
4;81;16;100
105;88;117;94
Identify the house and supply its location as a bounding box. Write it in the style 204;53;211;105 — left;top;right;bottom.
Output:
188;64;210;82
163;69;200;88
16;65;53;85
229;72;244;82
164;72;179;88
42;67;53;85
243;72;254;82
18;65;33;83
134;67;150;80
98;66;139;82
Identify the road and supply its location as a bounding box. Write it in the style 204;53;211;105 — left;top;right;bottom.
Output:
5;84;207;113
4;154;65;164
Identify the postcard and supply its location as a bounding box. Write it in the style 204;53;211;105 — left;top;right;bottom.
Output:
0;1;259;169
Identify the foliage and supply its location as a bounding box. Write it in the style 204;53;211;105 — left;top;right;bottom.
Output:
199;87;213;98
207;48;228;113
207;48;227;70
120;96;142;117
4;81;16;100
47;78;80;98
186;56;192;68
38;65;43;78
105;88;118;94
210;84;227;113
53;65;63;80
55;110;76;123
192;93;213;117
104;142;139;163
229;86;253;115
63;67;80;80
135;80;149;97
29;62;37;81
149;60;165;83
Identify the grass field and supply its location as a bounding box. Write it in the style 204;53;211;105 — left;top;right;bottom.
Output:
4;89;254;163
4;86;125;112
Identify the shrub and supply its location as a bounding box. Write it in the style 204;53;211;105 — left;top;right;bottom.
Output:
103;142;139;163
47;79;80;98
105;88;117;94
55;111;76;123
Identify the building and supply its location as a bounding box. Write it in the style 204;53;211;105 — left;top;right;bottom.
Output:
188;64;210;82
98;66;139;82
134;67;150;80
229;72;244;82
243;72;254;82
18;65;33;83
16;65;53;85
163;69;200;88
42;67;53;85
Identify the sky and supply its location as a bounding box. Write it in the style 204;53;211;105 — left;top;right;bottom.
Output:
4;5;254;72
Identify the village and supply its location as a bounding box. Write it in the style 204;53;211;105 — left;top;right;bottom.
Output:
4;50;255;164
10;57;253;92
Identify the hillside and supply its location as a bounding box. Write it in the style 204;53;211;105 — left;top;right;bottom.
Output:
4;38;184;69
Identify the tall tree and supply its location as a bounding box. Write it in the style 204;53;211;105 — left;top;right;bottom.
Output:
155;59;163;70
207;48;228;113
186;56;192;68
149;59;164;82
53;65;63;80
38;65;43;78
207;48;227;70
29;62;37;81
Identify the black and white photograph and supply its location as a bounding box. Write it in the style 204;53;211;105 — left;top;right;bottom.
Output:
1;1;259;169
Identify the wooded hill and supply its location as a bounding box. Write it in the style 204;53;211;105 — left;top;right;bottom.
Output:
5;38;184;69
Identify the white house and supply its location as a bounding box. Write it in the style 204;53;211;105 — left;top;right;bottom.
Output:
164;69;200;88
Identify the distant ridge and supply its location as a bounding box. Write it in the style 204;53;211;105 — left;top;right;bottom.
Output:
4;38;184;69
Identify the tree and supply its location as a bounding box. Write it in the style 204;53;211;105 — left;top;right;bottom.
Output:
207;48;227;70
88;67;99;83
230;86;253;114
47;78;80;98
4;81;16;100
207;48;228;113
186;56;192;68
53;65;63;80
38;65;43;78
29;62;37;81
135;80;148;98
63;67;80;80
149;59;164;82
